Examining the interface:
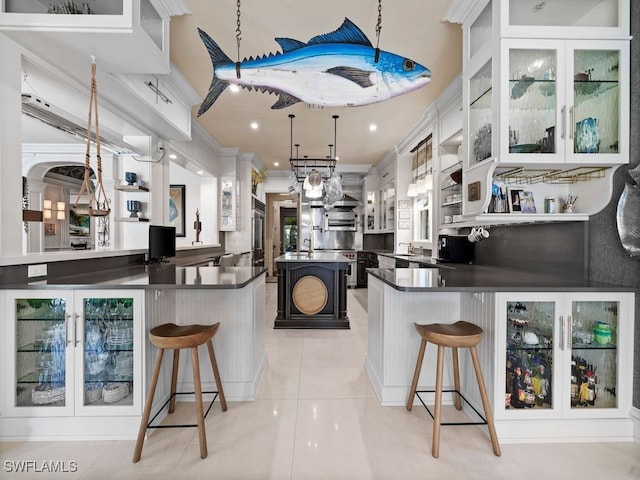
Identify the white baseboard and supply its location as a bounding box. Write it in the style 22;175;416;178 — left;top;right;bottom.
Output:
632;406;640;444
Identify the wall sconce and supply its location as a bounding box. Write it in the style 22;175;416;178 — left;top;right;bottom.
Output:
44;200;66;220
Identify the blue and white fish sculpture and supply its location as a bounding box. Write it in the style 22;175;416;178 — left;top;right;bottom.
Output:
197;17;431;115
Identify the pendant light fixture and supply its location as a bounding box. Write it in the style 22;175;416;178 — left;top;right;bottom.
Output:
288;114;342;204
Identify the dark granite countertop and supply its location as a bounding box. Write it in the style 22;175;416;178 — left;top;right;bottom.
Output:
4;265;267;290
275;252;350;263
367;265;636;292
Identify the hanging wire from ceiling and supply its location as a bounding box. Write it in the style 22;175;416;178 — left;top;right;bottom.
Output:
374;0;382;63
235;0;242;79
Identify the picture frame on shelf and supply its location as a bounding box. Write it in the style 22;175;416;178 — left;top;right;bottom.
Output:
169;184;186;237
507;187;537;213
69;208;90;235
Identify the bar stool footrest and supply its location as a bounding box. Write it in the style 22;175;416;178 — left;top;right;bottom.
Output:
415;389;488;426
146;391;219;429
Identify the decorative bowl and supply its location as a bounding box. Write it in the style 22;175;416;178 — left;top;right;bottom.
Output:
509;143;543;154
125;172;137;185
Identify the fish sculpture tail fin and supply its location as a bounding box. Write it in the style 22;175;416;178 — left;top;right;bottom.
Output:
197;28;232;116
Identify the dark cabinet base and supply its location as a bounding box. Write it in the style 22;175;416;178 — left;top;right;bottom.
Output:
274;261;349;329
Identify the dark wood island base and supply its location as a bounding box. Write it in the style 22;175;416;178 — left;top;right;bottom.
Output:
274;252;350;329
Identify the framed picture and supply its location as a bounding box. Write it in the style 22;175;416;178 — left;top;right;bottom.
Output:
44;223;56;235
169;184;186;237
69;208;90;235
507;187;537;213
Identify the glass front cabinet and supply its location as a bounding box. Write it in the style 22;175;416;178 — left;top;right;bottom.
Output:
495;292;633;422
500;39;628;165
5;290;142;417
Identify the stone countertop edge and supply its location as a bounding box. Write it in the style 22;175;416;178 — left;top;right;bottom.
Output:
366;266;638;292
275;252;351;263
1;266;268;290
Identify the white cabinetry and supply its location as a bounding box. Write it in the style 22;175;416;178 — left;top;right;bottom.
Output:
495;292;634;441
455;0;630;226
0;0;171;74
4;289;143;422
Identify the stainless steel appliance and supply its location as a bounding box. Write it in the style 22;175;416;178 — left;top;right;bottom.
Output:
316;249;357;288
252;198;265;267
324;210;357;231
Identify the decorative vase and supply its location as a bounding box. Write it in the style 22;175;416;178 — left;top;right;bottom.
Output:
617;182;640;257
126;200;141;218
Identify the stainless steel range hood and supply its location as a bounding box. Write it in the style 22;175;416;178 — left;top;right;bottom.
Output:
21;94;138;155
309;193;360;208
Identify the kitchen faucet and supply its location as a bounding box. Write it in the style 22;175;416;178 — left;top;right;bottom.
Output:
303;236;313;254
399;242;414;255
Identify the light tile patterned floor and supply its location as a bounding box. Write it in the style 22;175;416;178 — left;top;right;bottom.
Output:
1;284;639;479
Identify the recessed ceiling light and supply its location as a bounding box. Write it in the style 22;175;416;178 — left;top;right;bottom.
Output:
197;171;204;175
369;124;377;132
250;122;259;130
169;153;177;159
335;156;340;161
274;162;279;167
229;84;240;93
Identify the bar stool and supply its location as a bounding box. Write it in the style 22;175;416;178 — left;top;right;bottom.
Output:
406;321;500;458
133;322;227;462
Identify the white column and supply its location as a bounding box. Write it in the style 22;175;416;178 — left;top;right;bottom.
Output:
0;34;25;257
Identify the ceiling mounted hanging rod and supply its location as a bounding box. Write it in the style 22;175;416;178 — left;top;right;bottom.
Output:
289;114;338;183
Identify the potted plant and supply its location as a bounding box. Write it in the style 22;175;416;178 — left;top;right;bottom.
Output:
251;169;267;195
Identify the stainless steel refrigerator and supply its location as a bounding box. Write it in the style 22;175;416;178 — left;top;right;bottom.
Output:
252;198;265;267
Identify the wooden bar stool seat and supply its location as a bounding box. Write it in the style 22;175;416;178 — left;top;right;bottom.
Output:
406;321;500;458
133;323;227;463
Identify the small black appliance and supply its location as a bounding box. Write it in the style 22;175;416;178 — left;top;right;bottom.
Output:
437;234;474;264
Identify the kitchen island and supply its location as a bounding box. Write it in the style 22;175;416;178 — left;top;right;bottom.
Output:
0;264;266;441
274;251;350;328
366;266;636;443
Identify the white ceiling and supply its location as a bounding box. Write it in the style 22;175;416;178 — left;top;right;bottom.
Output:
170;0;462;171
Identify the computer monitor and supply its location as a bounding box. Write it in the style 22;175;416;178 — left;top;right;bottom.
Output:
148;225;176;263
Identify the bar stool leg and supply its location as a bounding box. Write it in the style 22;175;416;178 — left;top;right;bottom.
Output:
406;338;428;411
432;345;445;458
191;346;208;459
451;347;462;410
469;346;501;456
169;349;180;413
133;347;164;463
207;340;227;412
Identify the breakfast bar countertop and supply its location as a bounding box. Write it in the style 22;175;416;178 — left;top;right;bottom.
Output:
367;265;637;292
2;265;267;290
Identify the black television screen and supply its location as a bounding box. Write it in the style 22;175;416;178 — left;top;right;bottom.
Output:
148;225;176;262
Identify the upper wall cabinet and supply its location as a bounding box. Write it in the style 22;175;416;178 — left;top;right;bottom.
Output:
455;0;630;223
0;0;171;74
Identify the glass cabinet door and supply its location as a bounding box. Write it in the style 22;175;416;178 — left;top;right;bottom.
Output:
468;59;493;166
505;300;557;412
568;300;619;410
570;48;621;157
365;191;376;232
507;47;558;158
12;295;72;411
81;296;135;407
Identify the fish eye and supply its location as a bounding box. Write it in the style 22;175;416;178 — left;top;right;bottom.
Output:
403;59;415;71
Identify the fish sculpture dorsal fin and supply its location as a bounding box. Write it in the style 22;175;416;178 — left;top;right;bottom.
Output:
274;18;371;54
308;18;372;47
275;38;306;54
